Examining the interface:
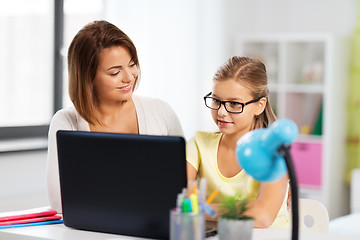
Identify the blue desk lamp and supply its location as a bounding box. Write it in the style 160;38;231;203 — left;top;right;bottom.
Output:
236;119;299;240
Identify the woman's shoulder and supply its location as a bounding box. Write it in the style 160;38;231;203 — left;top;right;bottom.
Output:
51;106;78;122
49;106;87;131
133;94;177;118
48;106;90;138
133;94;170;108
133;94;183;136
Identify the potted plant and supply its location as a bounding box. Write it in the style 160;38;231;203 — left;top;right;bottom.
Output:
217;194;253;240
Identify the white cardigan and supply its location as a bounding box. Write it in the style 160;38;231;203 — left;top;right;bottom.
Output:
47;95;184;213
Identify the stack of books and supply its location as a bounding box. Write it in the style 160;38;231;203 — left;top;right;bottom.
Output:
0;207;62;229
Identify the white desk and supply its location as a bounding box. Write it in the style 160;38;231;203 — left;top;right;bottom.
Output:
1;223;359;240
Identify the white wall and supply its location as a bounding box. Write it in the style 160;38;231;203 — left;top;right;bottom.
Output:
224;0;357;36
0;150;49;212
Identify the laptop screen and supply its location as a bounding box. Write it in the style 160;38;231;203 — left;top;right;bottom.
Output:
57;130;187;239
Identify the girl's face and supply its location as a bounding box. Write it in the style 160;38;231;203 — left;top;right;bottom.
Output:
93;45;138;104
211;79;266;138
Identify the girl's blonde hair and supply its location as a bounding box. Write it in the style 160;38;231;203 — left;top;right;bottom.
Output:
213;56;276;129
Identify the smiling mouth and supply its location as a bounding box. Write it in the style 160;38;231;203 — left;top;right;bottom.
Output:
218;120;233;126
218;119;231;123
117;84;132;91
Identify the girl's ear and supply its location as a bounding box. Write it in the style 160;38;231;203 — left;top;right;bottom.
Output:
255;97;267;116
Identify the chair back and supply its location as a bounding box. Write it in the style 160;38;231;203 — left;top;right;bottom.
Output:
351;169;360;213
299;198;329;233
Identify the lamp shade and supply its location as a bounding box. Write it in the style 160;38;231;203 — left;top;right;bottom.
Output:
236;119;298;182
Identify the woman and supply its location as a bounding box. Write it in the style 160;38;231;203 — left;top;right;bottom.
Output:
47;20;183;213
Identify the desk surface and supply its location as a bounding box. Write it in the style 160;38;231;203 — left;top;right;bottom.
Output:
1;223;359;240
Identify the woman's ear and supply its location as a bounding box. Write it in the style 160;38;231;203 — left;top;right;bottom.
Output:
255;97;267;116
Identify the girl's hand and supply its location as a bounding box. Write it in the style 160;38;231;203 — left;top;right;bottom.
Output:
287;184;292;211
243;174;289;228
205;203;220;221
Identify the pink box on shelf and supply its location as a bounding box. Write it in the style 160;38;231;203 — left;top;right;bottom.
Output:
290;140;322;188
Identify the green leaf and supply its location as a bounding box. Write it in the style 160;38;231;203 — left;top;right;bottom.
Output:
219;193;252;220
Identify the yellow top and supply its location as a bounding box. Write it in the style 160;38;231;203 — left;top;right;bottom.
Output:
186;131;289;227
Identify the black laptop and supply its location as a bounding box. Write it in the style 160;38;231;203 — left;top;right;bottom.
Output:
56;130;187;240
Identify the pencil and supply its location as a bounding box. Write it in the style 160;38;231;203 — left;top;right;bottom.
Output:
205;188;219;204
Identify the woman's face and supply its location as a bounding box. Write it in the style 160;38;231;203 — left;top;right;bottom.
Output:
211;79;264;138
93;45;138;104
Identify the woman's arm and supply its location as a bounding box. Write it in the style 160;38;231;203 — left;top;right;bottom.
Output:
47;110;75;213
244;174;289;228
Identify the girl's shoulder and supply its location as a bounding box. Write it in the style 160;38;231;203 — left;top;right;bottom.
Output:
194;130;221;137
193;131;222;144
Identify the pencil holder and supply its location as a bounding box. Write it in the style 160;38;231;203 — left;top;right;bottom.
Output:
170;211;205;240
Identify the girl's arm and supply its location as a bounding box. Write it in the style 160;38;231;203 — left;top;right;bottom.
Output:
186;162;198;182
187;162;221;223
243;174;289;228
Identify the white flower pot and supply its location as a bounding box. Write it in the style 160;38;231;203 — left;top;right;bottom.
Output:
218;217;254;240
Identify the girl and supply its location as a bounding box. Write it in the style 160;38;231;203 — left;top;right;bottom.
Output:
186;56;289;228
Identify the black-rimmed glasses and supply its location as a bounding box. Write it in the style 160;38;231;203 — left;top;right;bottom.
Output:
203;92;264;113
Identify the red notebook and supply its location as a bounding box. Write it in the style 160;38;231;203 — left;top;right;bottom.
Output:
0;215;62;226
0;207;61;224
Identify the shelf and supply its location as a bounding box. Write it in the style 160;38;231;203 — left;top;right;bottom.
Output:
284;83;324;94
268;84;281;92
269;83;324;94
297;134;323;142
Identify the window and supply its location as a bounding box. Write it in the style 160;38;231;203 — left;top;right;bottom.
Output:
0;0;54;151
0;1;54;127
0;0;103;152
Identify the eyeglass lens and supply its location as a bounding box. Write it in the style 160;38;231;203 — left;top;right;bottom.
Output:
205;98;243;113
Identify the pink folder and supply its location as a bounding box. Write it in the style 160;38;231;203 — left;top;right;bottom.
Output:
0;207;60;225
